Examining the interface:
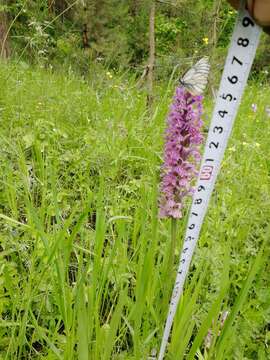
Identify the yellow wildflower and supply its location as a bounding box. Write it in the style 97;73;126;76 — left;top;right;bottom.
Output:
203;37;209;45
106;71;113;79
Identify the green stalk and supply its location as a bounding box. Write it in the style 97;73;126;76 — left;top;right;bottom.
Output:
169;218;177;273
163;218;177;313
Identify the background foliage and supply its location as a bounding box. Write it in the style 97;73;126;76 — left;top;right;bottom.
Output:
2;0;268;80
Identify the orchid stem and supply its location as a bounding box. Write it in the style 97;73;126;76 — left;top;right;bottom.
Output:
163;218;177;317
169;218;177;278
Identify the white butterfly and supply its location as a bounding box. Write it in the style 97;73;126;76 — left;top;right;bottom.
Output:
179;57;210;96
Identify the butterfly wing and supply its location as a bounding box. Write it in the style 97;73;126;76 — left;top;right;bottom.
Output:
180;57;210;95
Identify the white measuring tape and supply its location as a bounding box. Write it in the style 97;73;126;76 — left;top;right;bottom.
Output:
158;4;262;360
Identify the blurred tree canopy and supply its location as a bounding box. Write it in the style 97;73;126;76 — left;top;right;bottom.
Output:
0;0;269;78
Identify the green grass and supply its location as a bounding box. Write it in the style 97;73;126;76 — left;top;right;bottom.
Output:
0;61;269;359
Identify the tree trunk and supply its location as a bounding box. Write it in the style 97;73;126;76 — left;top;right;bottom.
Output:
130;0;139;17
211;0;222;48
93;0;105;44
55;0;66;17
147;1;155;110
48;0;68;20
82;6;89;49
0;4;10;59
48;0;54;13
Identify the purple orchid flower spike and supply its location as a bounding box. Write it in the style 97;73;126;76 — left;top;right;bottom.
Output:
159;87;204;219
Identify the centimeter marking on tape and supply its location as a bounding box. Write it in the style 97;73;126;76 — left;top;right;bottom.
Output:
158;5;262;360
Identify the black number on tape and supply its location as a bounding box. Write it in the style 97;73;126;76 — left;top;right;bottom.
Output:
228;75;238;84
242;16;254;27
218;110;228;118
209;141;219;149
213;126;223;134
232;56;243;66
221;93;233;101
237;37;249;47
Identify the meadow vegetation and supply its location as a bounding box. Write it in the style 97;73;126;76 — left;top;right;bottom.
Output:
0;0;270;358
0;60;270;359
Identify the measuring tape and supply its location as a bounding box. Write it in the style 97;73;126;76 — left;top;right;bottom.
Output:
158;4;261;360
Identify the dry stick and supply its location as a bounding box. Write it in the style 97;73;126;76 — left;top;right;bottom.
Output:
209;0;222;100
147;1;155;110
136;66;149;88
211;0;222;48
82;5;89;49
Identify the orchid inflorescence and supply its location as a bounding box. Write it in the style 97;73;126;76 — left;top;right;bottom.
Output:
159;87;204;219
